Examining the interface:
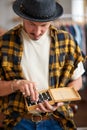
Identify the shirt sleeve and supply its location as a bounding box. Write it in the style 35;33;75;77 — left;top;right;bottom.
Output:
71;61;85;80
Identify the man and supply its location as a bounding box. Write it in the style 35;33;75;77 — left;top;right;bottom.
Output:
0;0;85;130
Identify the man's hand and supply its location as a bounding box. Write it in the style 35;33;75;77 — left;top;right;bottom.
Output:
36;100;64;113
15;80;39;102
67;76;83;91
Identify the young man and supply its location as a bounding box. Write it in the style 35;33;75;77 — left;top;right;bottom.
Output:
0;0;85;130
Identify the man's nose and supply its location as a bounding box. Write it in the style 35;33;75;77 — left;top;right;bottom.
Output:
34;26;41;35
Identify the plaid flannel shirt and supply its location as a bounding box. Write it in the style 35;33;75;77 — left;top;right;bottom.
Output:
0;24;84;130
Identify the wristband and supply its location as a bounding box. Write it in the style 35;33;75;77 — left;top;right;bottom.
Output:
10;80;17;92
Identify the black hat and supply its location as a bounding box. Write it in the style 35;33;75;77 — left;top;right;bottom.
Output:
13;0;63;22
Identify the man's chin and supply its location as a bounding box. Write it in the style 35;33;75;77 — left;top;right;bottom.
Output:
30;34;42;40
33;36;41;40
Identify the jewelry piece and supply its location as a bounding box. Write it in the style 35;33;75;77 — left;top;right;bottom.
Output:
22;92;25;95
10;80;17;92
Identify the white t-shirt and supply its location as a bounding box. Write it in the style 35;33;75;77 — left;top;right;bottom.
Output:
21;29;50;91
21;29;85;91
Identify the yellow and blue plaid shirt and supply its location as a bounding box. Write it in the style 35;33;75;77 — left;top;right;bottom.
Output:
0;24;84;129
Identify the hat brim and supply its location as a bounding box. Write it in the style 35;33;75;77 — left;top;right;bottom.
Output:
13;1;63;22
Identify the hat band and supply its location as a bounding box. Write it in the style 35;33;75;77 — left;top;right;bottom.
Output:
20;4;55;19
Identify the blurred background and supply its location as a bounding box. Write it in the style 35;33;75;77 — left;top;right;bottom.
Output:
0;0;87;129
0;0;87;29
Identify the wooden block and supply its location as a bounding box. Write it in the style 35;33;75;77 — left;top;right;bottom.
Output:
48;87;81;102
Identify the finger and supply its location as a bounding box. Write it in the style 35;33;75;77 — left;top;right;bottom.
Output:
20;84;25;94
28;83;37;101
29;83;35;100
38;102;49;112
36;107;42;113
43;100;57;111
24;83;30;97
57;102;64;107
33;83;39;101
